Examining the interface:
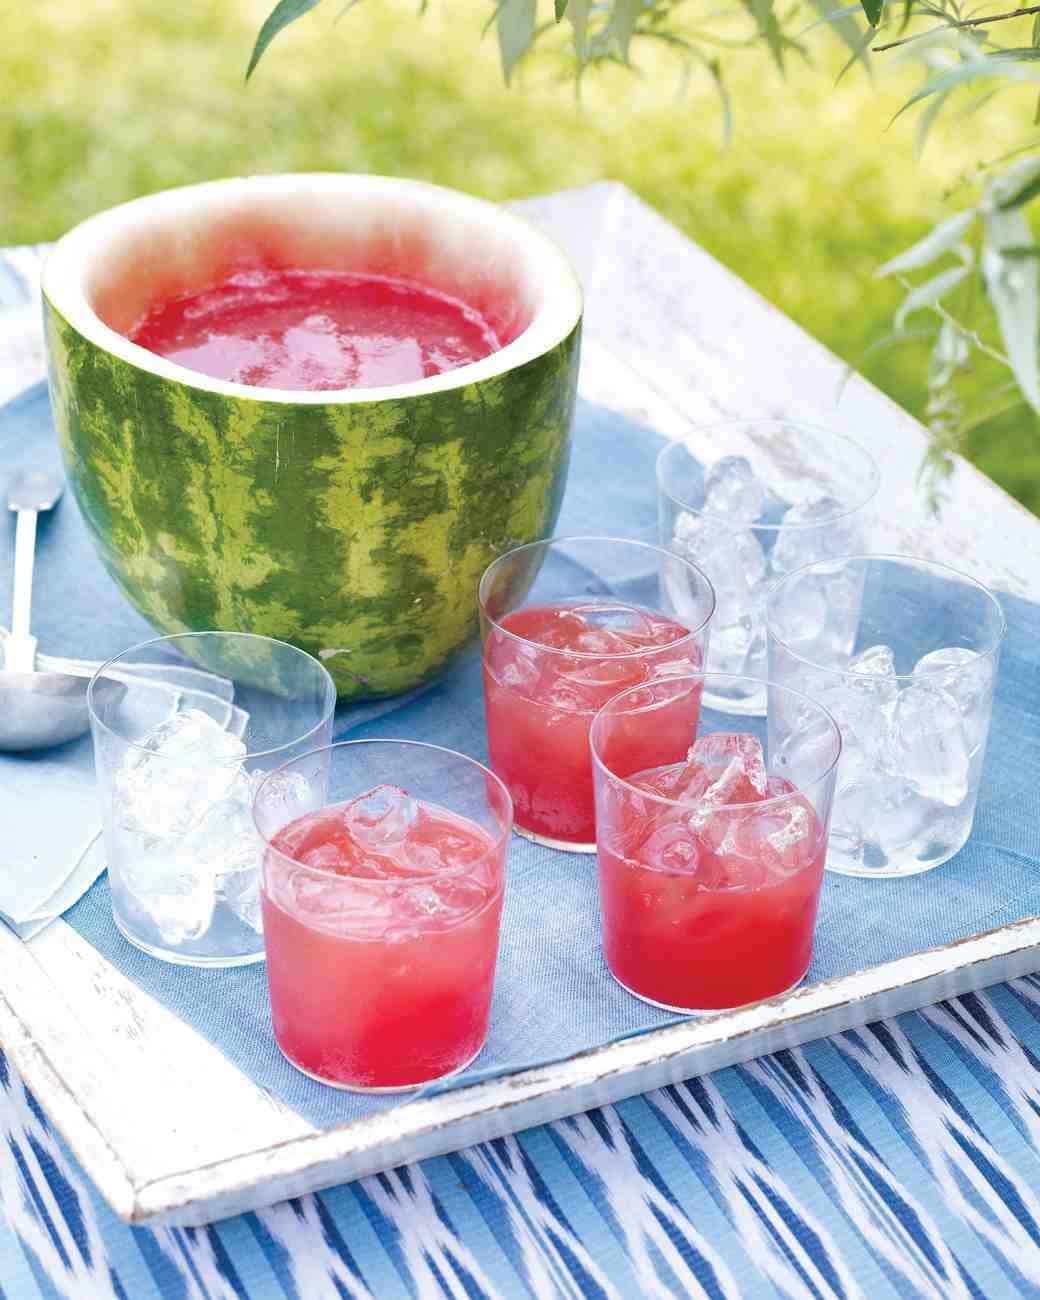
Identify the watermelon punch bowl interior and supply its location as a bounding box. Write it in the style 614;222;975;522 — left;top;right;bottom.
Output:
41;174;583;700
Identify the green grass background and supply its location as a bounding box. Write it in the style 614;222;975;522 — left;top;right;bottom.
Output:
4;0;1039;511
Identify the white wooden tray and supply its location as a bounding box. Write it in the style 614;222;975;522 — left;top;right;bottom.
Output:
3;183;1040;1228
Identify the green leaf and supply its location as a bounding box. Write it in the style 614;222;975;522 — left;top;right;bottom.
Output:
685;49;734;145
247;0;324;79
859;0;882;28
893;56;1040;124
996;167;1040;210
835;23;877;83
740;0;786;71
959;382;1027;435
894;264;972;330
611;0;642;61
800;2;862;36
914;88;950;158
568;0;590;59
877;209;976;276
555;0;568;18
1001;245;1040;259
982;204;1040;412
808;0;872;74
496;0;536;81
989;156;1040;211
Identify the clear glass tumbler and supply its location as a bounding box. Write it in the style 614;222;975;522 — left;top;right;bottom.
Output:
479;535;716;852
590;672;840;1012
657;421;879;714
88;632;336;966
254;740;512;1092
767;555;1006;878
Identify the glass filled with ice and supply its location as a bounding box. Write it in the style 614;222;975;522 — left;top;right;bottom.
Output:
87;633;337;965
657;421;879;714
590;672;840;1011
767;555;1006;877
479;536;716;852
253;740;512;1091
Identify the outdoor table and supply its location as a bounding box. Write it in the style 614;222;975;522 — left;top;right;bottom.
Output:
3;183;1040;1298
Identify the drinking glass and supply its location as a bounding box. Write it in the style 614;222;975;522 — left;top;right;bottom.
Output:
88;632;336;966
657;421;879;714
590;672;840;1012
479;536;715;852
254;740;512;1091
767;555;1006;877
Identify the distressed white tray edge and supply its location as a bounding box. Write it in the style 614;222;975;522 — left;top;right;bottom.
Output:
0;979;138;1222
129;919;1040;1225
5;915;1040;1226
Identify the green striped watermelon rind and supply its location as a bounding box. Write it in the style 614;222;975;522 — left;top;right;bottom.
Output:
44;298;580;701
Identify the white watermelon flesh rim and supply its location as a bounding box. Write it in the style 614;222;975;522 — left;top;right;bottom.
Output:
42;173;583;404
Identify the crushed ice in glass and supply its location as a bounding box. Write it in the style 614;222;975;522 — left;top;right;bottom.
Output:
771;495;865;576
112;708;312;946
889;682;970;807
823;642;988;868
115;708;246;837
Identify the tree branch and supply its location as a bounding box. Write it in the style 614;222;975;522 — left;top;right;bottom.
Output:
874;5;1040;52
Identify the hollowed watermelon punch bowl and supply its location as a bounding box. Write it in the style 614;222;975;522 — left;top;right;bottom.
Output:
42;174;583;701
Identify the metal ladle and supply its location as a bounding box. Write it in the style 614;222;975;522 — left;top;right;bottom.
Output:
0;469;120;752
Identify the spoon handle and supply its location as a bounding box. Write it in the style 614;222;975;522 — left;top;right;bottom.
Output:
6;507;38;672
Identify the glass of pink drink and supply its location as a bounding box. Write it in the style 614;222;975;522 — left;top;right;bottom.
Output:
590;673;841;1012
253;740;512;1091
479;537;716;852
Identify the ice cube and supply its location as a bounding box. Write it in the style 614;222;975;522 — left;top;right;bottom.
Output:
709;617;755;676
690;733;767;795
687;752;766;829
675;514;765;602
771;711;838;790
817;674;893;785
774;570;827;647
849;643;896;680
390;876;490;934
184;767;294;933
115;708;247;837
289;871;395;936
497;641;543;696
873;776;937;857
889;683;970;807
572;602;657;645
748;802;813;876
913;647;994;748
829;780;870;868
771;496;865;575
639;820;702;873
843;643;899;734
252;767;313;827
703;456;766;524
117;847;216;946
558;655;643;695
219;865;263;933
343;784;419;849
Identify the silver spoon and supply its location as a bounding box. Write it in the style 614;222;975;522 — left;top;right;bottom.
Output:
0;469;121;752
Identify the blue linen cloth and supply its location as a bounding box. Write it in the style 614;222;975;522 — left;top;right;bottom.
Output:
4;380;1040;1133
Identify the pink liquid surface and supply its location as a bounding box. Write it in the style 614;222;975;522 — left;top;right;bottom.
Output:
262;786;505;1089
482;601;698;846
129;269;503;390
596;734;826;1010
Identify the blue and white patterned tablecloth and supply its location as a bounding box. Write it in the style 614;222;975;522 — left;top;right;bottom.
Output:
5;238;1040;1299
8;987;1040;1298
